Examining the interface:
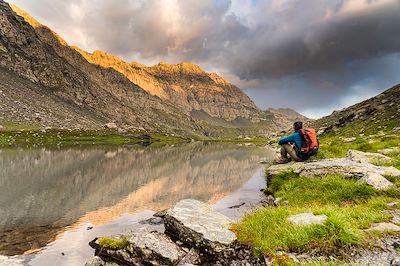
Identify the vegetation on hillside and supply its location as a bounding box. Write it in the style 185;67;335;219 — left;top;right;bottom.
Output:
233;124;400;264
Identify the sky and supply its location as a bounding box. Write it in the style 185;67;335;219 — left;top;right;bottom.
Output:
8;0;400;118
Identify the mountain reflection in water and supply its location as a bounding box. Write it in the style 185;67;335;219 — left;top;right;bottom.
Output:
0;142;269;256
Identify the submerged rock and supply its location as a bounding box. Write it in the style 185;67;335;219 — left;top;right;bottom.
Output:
288;213;327;226
164;199;237;256
84;256;119;266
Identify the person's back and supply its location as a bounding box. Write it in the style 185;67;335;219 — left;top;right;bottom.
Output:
276;121;311;164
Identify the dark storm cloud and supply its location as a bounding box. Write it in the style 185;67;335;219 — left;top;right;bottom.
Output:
8;0;400;117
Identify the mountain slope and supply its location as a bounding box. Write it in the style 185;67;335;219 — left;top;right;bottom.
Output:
11;3;260;123
75;49;260;122
267;108;310;130
0;1;219;135
0;1;303;136
312;84;400;135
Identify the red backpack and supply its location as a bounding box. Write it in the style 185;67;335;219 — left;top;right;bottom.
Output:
298;128;319;156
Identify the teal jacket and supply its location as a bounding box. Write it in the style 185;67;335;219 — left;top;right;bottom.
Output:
278;131;310;160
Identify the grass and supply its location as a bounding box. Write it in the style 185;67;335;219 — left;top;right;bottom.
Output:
0;129;191;148
234;125;400;262
98;236;129;250
233;172;394;257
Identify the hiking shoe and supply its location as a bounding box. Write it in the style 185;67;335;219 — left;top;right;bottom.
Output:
274;158;291;164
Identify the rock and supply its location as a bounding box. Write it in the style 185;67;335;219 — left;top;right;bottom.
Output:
366;223;400;232
164;199;236;256
103;122;118;129
317;127;327;135
387;202;398;209
261;195;276;207
378;147;400;155
126;229;186;265
138;217;164;225
84;257;102;266
267;151;400;190
391;257;400;266
360;172;394;190
347;149;392;164
0;255;26;266
153;209;168;218
89;229;186;266
287;213;327;226
342;137;356;143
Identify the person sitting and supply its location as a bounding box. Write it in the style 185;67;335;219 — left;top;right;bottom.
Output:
275;121;311;164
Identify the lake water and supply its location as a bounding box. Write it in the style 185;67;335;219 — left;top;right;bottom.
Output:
0;142;274;265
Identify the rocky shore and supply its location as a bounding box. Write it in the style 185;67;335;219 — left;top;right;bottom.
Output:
84;148;400;266
85;199;265;266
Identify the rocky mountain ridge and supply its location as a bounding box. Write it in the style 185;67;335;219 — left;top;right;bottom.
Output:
75;49;260;122
312;84;400;135
10;3;259;123
0;1;307;136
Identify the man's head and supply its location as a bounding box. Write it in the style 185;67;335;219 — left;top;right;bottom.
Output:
293;121;303;131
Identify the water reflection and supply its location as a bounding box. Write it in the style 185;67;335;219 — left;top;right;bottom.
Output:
0;143;269;256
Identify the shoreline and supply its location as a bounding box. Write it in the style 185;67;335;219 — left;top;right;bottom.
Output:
0;164;268;266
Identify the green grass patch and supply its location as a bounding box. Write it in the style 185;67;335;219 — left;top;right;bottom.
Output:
0;129;190;148
315;132;400;170
266;172;377;206
98;236;129;250
234;172;395;256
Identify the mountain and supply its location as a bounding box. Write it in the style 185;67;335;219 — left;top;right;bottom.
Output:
75;49;260;122
312;84;400;135
267;108;309;130
1;1;194;134
0;1;300;136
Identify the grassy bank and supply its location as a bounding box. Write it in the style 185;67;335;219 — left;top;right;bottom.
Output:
233;127;400;264
0;129;191;148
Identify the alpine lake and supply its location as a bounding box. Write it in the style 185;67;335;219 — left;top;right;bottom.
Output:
0;142;275;265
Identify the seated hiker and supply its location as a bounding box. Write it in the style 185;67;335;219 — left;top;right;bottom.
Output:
276;121;318;164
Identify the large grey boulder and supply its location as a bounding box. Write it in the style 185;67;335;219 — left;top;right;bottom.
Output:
90;229;186;266
268;150;400;190
164;199;237;256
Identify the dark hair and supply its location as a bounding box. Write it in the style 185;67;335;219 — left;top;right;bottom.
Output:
293;121;303;131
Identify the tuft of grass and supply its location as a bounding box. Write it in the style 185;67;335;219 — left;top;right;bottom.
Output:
266;172;376;206
98;236;129;250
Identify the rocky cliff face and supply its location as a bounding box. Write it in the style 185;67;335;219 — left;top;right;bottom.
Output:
312;84;400;134
75;50;260;122
11;3;260;124
1;2;203;133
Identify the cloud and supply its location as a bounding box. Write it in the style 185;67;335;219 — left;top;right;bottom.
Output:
8;0;400;117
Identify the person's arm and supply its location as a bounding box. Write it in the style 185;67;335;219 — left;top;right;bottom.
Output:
278;133;296;145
